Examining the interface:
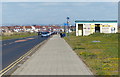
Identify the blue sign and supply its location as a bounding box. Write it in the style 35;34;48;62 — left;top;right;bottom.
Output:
64;23;68;26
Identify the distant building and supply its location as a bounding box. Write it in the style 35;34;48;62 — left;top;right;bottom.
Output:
8;26;15;32
1;25;62;33
34;26;41;32
13;25;24;32
75;20;118;36
24;26;33;32
1;26;10;33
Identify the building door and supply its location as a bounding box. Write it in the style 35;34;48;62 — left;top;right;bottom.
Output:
95;24;100;32
78;24;83;36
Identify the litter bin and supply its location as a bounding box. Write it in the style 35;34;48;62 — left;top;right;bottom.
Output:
62;33;66;37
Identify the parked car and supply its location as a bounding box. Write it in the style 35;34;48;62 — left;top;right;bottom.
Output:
41;32;50;37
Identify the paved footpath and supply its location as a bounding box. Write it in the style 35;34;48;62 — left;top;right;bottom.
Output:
12;35;93;75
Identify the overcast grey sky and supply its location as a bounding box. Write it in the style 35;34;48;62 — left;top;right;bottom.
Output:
2;2;118;25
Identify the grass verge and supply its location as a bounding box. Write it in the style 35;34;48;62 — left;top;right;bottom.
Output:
64;32;118;75
0;32;37;40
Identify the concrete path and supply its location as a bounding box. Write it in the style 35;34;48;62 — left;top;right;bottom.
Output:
12;35;93;75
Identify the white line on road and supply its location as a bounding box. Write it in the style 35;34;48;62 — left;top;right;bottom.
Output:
3;44;6;45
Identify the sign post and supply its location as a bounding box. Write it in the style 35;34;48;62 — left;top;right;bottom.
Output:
66;17;70;39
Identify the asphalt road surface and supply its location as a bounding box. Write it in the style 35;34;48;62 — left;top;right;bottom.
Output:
2;35;49;70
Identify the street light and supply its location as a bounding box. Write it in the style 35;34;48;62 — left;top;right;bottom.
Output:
66;16;70;38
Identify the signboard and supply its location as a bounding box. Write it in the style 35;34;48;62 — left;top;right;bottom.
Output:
64;23;68;26
84;24;91;35
102;27;110;33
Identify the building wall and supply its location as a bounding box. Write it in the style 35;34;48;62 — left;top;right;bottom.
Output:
76;22;118;36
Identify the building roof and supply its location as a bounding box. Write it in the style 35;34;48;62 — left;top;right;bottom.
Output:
14;26;23;29
8;26;15;29
25;26;32;28
75;20;117;23
34;26;41;28
1;26;9;29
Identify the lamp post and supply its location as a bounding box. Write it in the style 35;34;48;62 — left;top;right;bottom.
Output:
64;23;66;33
66;17;70;38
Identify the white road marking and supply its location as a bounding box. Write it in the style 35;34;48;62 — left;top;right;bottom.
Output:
9;43;12;44
3;44;6;45
3;42;15;46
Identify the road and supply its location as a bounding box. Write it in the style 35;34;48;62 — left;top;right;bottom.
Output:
2;35;49;70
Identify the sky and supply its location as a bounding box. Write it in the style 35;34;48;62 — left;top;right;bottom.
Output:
1;2;118;26
1;0;119;2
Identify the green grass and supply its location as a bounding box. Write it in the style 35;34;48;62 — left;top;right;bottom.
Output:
0;32;37;40
64;32;119;75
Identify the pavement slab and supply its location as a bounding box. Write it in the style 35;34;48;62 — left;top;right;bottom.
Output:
12;35;93;75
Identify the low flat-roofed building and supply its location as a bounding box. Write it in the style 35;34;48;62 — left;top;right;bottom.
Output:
75;20;118;36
